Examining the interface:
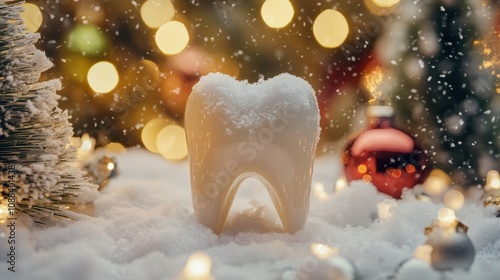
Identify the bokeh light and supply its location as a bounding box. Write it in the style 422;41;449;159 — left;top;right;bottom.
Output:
424;169;451;196
371;0;400;8
437;208;456;229
157;125;187;160
313;9;349;48
364;0;400;16
310;243;338;259
443;189;465;211
182;252;212;279
87;61;119;94
155;21;189;55
313;182;329;200
141;118;172;153
261;0;294;29
104;142;127;154
141;0;175;28
67;24;108;56
20;3;43;32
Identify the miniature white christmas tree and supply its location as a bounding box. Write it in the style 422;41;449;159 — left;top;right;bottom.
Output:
0;0;97;224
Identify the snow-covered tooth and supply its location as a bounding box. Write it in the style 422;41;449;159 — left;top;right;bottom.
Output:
185;73;320;234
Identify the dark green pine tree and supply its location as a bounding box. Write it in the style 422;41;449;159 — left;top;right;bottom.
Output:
0;0;97;223
378;0;500;186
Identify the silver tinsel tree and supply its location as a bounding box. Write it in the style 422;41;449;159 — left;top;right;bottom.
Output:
0;0;97;223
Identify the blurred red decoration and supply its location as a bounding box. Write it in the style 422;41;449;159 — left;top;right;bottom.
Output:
343;104;431;198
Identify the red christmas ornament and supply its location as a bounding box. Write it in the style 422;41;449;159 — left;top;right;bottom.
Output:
343;104;430;198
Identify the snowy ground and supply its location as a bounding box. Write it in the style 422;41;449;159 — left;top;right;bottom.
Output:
1;149;500;280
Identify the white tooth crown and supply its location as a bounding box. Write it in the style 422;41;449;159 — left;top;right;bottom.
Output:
185;73;320;234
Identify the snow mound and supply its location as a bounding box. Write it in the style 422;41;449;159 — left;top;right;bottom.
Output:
1;150;499;280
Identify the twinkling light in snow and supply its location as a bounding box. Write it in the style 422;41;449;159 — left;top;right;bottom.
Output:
157;125;188;161
437;208;456;229
141;0;175;29
413;245;433;263
313;9;349;48
443;189;465;211
182;251;213;280
155;21;189;55
377;200;396;220
20;3;42;32
87;61;119;93
335;177;347;192
313;182;329;200
141;118;173;153
311;243;338;259
261;0;294;29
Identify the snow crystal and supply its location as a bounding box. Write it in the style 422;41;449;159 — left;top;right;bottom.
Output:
418;59;424;68
1;150;499;280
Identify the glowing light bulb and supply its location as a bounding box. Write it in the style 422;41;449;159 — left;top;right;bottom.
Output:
437;208;456;229
80;134;94;151
413;245;433;264
155;21;189;55
377;200;396;220
335;177;347;192
313;9;349;48
87;61;119;94
0;204;9;223
443;189;465;211
106;162;115;171
182;252;213;280
313;182;329;201
77;133;96;160
310;243;338;259
485;170;500;191
20;3;43;32
261;0;294;28
141;0;175;28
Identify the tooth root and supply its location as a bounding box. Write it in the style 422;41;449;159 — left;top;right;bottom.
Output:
191;145;312;234
190;161;238;234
